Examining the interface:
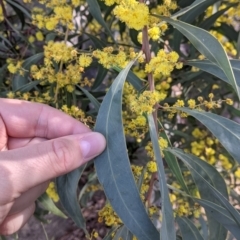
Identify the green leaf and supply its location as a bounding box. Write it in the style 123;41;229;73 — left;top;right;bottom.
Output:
179;108;240;165
158;16;239;99
94;60;159;240
56;165;87;231
84;33;106;49
6;1;25;29
194;198;240;239
113;225;133;240
199;4;236;30
15;80;40;92
176;217;204;240
22;53;44;69
86;0;114;42
187;59;240;87
103;227;119;240
5;0;31;19
169;148;240;237
76;85;100;111
171;0;206;19
213;23;239;42
148;115;175;240
199;216;208;239
172;0;220;52
38;193;67;219
0;64;7;85
158;121;189;194
113;66;143;91
167;148;228;240
0;34;13;48
12;53;44;91
92;64;108;89
237;31;240;59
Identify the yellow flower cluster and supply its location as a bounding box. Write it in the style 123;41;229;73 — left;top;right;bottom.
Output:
147;161;157;173
46;181;59;202
145;50;182;77
93;47;136;69
130;90;166;115
164;94;234;119
32;0;81;30
61;105;94;127
7;59;23;75
145;137;168;159
122;83;149;139
151;0;177;18
234;168;240;178
113;0;149;30
137;24;169;43
187;128;233;170
6;90;54;103
98;203;122;226
168;184;201;218
205;1;240;27
30;41;93;92
210;30;237;56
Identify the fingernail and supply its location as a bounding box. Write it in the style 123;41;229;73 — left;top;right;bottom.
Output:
79;132;106;161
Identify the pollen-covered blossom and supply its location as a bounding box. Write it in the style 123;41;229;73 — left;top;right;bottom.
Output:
113;0;149;30
147;161;157;173
145;137;168;159
148;26;161;41
79;54;93;67
32;1;82;30
145;49;182;76
46;182;59;202
7;59;23;74
93;47;134;69
130;90;166;115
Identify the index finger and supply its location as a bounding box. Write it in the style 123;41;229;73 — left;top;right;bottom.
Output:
0;99;91;139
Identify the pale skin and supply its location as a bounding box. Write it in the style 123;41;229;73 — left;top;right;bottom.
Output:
0;99;106;235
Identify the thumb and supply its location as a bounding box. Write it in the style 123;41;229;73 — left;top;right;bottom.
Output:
1;132;106;194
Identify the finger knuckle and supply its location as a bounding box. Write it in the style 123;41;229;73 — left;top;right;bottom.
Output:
51;138;75;175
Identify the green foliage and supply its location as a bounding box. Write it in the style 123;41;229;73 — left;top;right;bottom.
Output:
1;0;240;239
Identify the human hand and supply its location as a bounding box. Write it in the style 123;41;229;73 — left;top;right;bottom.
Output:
0;99;106;235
